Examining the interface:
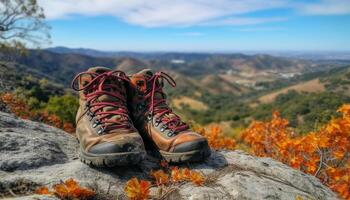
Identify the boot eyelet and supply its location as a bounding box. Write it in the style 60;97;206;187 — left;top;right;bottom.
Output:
92;119;100;128
147;114;153;121
97;127;105;135
160;125;167;132
155;121;160;127
167;130;174;137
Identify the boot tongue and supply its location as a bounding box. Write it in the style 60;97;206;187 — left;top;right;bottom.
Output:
135;68;154;78
135;69;177;120
86;67;121;103
135;69;164;99
86;67;126;121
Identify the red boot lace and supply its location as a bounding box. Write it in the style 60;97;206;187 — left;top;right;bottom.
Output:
146;72;189;135
72;70;131;134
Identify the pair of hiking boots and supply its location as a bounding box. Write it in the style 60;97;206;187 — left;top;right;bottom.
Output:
71;67;211;167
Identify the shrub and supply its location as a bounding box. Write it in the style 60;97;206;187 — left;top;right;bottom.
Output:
45;94;79;125
242;104;350;199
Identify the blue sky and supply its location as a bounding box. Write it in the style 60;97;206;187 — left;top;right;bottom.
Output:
38;0;350;52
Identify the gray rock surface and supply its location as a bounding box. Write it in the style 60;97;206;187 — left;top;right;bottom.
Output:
0;111;339;200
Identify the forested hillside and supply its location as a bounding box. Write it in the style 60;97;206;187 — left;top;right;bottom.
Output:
1;49;349;133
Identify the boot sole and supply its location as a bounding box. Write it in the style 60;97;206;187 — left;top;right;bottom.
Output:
79;148;146;167
159;146;211;163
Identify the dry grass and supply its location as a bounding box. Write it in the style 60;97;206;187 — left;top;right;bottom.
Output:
172;96;208;111
258;78;325;104
204;121;233;136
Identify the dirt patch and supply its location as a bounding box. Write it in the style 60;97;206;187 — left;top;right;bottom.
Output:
258;78;325;104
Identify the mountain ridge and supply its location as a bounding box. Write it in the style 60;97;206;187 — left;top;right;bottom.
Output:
2;48;348;99
47;46;350;61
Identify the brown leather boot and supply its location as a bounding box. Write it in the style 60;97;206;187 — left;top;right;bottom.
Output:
128;69;211;163
72;67;146;167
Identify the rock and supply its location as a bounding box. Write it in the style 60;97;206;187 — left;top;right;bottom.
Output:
0;99;10;114
0;111;339;200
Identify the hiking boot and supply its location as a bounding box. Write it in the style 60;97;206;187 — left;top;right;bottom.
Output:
72;67;146;167
128;69;211;163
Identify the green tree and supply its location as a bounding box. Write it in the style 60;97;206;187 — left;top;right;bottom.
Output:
0;0;50;60
45;95;79;124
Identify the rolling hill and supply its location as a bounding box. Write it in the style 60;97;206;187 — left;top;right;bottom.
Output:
1;47;349;133
258;78;325;104
2;48;332;97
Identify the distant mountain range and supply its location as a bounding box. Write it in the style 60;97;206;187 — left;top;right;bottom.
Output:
47;46;350;61
2;46;350;132
5;48;305;88
0;47;348;98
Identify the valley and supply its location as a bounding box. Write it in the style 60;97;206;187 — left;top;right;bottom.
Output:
1;47;350;134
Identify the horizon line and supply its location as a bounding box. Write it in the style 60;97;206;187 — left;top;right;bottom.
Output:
46;46;350;54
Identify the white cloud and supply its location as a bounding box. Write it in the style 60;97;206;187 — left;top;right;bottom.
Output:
38;0;350;28
38;0;289;27
298;0;350;15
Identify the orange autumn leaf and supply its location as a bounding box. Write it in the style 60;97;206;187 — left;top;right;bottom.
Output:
194;125;236;150
53;178;95;199
35;186;51;195
190;171;205;186
125;178;151;200
125;167;207;199
64;178;79;188
304;160;318;174
53;184;69;198
35;179;94;199
170;167;182;183
338;104;350;118
317;135;330;148
151;169;169;186
333;149;346;160
181;168;191;180
327;167;346;182
289;156;303;169
330;182;349;198
326;121;341;133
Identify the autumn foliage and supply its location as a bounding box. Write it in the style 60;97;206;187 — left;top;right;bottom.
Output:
35;178;95;199
4;91;350;199
124;162;205;200
195;125;236;150
124;178;151;200
0;92;75;133
242;104;350;199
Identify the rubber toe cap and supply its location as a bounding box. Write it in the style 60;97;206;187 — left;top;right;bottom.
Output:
88;142;144;154
173;138;209;153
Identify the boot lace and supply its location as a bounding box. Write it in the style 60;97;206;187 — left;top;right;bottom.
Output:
146;72;189;136
72;70;131;134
